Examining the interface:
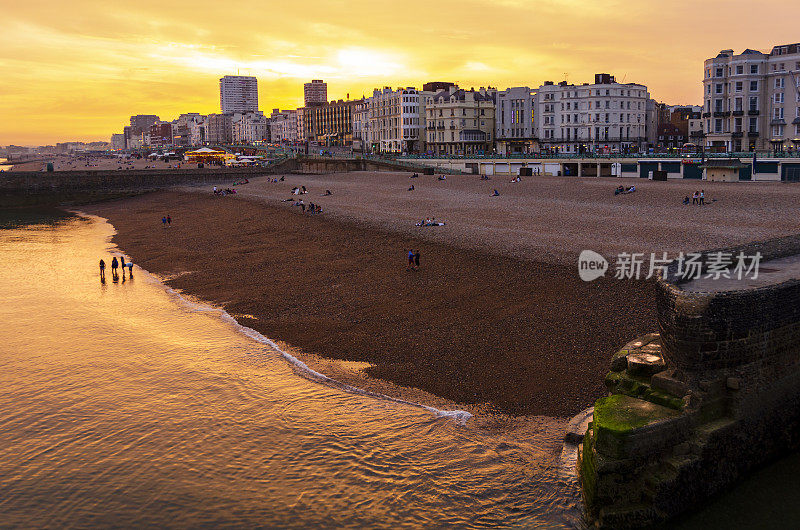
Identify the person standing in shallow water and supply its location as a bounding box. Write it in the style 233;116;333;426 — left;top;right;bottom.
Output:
111;257;119;279
120;256;126;275
99;259;106;281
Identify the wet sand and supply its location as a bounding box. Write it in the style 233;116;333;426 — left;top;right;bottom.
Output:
86;172;800;417
85;190;657;417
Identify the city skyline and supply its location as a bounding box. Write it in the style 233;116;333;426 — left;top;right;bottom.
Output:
2;0;800;144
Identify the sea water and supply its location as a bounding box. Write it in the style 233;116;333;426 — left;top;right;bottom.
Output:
0;212;581;528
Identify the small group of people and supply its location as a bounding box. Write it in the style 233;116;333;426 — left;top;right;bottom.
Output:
437;175;447;181
288;199;323;214
410;173;419;179
415;217;446;227
614;185;636;195
161;215;172;228
684;190;706;205
406;249;421;271
305;201;323;215
213;186;237;196
232;178;249;185
509;176;521;183
480;174;491;181
291;186;308;195
99;255;133;283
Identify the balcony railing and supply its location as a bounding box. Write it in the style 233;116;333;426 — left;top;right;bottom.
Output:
748;109;760;115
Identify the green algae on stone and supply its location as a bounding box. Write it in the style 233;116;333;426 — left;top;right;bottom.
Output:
593;395;682;459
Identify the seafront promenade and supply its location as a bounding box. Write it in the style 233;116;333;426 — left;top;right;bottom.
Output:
395;154;800;181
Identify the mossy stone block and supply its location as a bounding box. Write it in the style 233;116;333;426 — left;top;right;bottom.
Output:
594;394;681;459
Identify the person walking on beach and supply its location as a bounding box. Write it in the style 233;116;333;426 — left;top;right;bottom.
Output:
414;249;420;269
699;190;705;205
407;249;416;271
99;259;106;281
120;256;126;276
167;215;171;227
162;216;167;228
126;261;134;278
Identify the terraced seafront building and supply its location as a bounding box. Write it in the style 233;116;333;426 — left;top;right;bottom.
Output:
535;74;651;155
703;44;800;153
302;97;363;147
366;86;430;154
424;86;497;156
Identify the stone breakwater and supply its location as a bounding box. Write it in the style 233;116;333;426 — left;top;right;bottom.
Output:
0;164;299;207
578;234;800;528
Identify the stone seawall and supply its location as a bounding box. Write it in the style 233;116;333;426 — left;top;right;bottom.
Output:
579;234;800;528
0;160;299;207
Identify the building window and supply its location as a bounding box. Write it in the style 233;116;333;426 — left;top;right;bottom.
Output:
735;81;743;92
736;65;744;74
715;67;724;77
750;81;758;91
715;84;723;94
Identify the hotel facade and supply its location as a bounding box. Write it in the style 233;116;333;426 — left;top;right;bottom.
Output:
424;86;496;156
703;43;800;152
535;74;651;154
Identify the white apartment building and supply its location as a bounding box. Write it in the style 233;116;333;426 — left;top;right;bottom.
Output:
536;74;650;154
219;76;259;114
703;44;800;152
367;87;428;153
233;111;268;144
269;109;298;143
495;86;537;154
425;86;496;156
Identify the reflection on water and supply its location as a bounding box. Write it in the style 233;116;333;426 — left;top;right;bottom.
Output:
0;157;11;171
0;213;581;528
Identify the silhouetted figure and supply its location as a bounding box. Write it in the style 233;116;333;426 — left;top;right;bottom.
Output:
99;259;106;281
126;262;134;278
414;250;420;269
167;215;171;227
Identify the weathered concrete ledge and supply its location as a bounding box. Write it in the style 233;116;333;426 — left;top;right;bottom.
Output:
579;234;800;528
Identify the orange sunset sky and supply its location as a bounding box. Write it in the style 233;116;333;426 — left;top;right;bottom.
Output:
1;0;799;145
